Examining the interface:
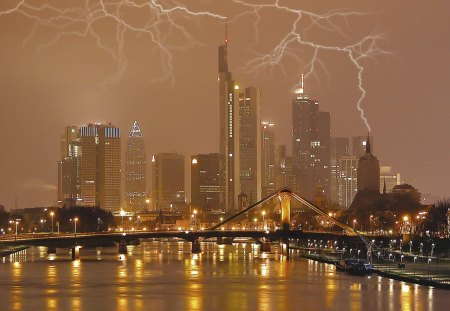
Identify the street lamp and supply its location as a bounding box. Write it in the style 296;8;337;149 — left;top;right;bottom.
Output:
427;258;432;279
50;211;55;234
73;217;78;236
431;243;435;257
413;256;417;276
14;219;20;239
353;219;357;229
409;241;413;254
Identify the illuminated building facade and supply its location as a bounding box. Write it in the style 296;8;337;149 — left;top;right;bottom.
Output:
125;121;147;212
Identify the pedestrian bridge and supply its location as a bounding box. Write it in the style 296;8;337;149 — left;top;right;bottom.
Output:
0;188;396;259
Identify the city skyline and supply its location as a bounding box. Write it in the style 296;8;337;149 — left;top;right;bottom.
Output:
0;1;449;208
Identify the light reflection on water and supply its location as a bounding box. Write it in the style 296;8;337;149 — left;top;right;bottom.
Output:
0;241;448;311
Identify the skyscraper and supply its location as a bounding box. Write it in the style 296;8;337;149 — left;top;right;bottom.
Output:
261;122;276;197
330;137;350;203
125;121;147;212
59;123;121;211
338;155;358;207
191;153;220;211
239;87;261;203
79;124;99;207
218;22;240;211
291;76;331;200
96;124;121;211
57;126;81;205
152;153;185;210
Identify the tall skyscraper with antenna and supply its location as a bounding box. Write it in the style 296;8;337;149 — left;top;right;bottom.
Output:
218;19;240;211
292;75;331;200
125;121;147;212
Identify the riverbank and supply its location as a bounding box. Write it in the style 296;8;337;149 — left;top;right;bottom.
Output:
0;245;28;257
296;250;450;290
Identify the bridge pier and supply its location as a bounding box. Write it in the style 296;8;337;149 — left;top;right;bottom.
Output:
280;240;290;258
191;239;202;254
260;240;271;253
278;189;291;231
47;247;57;255
71;246;80;260
217;237;224;245
118;240;128;255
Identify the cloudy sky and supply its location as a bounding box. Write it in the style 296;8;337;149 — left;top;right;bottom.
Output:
0;0;448;208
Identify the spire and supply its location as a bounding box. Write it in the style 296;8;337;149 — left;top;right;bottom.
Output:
383;178;387;194
129;121;143;138
225;17;228;46
218;18;229;73
295;73;305;95
300;73;304;94
365;133;371;154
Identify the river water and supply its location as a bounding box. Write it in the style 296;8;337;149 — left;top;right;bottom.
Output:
0;241;448;311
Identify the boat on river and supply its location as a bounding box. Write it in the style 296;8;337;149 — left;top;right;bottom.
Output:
335;258;374;275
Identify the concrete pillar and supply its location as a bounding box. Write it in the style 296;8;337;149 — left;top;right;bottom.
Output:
71;247;80;260
47;247;57;255
191;239;201;254
217;237;224;245
278;189;292;231
118;240;128;255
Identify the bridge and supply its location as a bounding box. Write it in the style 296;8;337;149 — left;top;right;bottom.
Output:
0;188;397;260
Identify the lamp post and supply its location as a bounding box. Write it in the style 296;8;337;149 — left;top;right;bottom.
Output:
409;241;413;254
431;243;435;257
50;211;54;234
413;256;417;276
14;219;20;239
353;219;357;230
73;217;78;236
427;258;431;279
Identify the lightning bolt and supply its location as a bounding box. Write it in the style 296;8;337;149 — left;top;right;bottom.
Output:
0;0;389;130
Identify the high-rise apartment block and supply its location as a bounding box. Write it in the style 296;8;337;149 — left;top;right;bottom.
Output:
58;123;121;211
151;153;185;210
125;121;147;212
191;153;220;211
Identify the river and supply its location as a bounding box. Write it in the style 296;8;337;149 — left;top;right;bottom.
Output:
0;241;448;310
